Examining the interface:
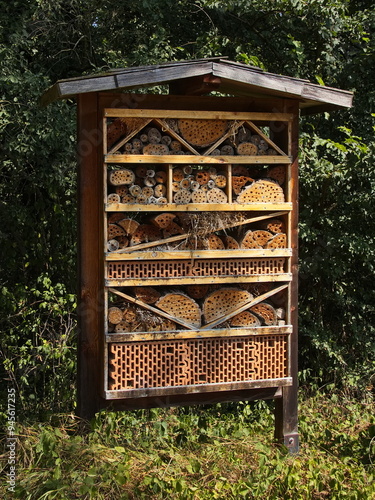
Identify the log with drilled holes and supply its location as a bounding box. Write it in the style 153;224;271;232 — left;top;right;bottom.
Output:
134;287;161;305
250;302;277;325
156;293;201;329
229;310;261;327
130;224;162;245
150;213;176;229
259;218;285;234
108;306;123;325
185;284;210;299
178;119;228;147
203;288;253;323
109;168;135;186
237;179;285;203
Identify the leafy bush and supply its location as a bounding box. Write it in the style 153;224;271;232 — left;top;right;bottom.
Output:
299;127;375;390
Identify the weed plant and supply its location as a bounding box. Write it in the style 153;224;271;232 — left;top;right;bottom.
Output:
1;391;374;499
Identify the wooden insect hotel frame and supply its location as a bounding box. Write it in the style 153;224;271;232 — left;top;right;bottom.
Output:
42;58;352;452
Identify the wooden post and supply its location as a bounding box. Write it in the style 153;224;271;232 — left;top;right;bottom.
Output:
273;101;299;453
77;93;104;420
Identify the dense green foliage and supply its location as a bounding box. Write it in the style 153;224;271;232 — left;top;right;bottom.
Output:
1;0;375;419
1;392;374;498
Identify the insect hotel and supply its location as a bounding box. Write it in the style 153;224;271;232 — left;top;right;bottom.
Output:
42;58;352;452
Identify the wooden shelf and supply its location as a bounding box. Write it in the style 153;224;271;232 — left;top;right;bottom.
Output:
106;325;292;342
106;274;292;287
105;202;293;212
104;377;293;400
105;154;292;164
106;248;293;260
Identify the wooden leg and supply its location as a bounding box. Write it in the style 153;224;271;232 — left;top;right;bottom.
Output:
274;385;299;453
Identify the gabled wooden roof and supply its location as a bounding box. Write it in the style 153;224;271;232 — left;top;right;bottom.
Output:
41;57;353;114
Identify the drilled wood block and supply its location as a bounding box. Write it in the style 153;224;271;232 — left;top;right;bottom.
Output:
250;302;278;326
178;119;228;147
156;293;201;328
203;288;252;323
237;179;285;204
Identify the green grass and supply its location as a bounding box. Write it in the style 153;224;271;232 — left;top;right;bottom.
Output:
2;392;374;499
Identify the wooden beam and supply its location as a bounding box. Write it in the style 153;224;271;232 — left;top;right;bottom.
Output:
105;377;293;400
169;74;222;95
77;93;103;420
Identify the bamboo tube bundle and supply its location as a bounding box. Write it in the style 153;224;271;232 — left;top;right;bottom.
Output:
156;293;201;328
250;302;277;326
203;288;253;323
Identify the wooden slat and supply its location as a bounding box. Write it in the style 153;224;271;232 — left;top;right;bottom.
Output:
105;202;293;213
108;288;197;330
106;248;293;261
106;274;292;287
105;377;293;399
202;284;289;330
104;154;292;164
154;118;199;155
106;325;292;342
203;120;245;155
245;120;287;156
107;118;152;154
104;108;294;121
114;211;289;254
